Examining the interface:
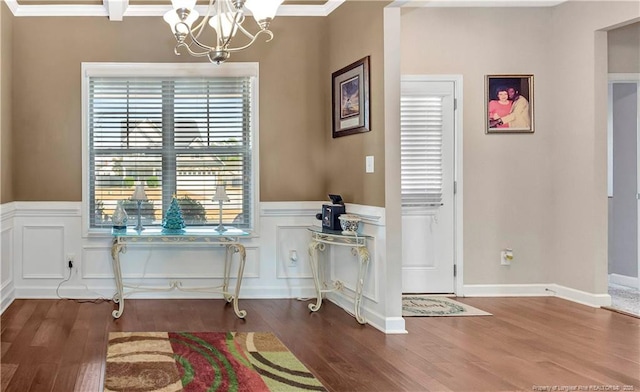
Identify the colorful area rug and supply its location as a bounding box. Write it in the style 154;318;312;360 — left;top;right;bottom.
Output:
402;295;492;317
104;331;326;392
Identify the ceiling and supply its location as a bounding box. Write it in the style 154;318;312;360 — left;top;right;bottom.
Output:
4;0;569;19
5;0;343;19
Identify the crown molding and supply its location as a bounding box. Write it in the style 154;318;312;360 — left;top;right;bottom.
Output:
389;0;566;7
4;0;346;18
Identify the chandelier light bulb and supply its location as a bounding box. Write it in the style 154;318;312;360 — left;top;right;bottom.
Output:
245;0;283;26
209;12;240;42
164;9;200;35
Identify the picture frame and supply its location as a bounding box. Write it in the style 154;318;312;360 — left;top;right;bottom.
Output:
332;56;371;138
485;74;534;134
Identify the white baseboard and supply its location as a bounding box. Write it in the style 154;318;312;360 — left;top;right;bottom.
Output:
463;283;611;308
1;281;15;314
326;292;407;334
609;273;639;289
16;285;319;300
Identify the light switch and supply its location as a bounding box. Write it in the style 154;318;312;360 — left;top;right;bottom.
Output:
366;156;374;173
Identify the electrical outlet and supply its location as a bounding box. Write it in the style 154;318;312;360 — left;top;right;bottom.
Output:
500;249;513;265
288;250;298;267
67;253;76;269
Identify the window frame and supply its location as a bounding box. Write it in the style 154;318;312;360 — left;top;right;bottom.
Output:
81;62;260;237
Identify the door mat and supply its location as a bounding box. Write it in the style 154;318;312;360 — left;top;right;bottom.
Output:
104;331;326;392
402;295;492;316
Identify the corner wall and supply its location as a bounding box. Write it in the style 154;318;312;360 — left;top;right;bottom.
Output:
1;1;12;204
1;2;15;312
326;1;388;207
549;1;640;294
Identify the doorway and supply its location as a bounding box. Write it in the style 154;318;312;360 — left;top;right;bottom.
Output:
400;76;461;294
608;75;640;316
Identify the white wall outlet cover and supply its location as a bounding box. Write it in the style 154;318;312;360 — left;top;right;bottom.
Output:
501;249;513;265
366;156;374;173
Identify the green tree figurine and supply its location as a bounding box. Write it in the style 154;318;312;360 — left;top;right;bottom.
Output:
162;197;186;233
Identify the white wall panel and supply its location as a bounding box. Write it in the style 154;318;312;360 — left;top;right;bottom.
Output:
82;245;259;279
8;201;405;333
81;245;113;279
276;226;313;279
0;203;15;313
22;225;65;279
330;241;376;301
1;227;13;287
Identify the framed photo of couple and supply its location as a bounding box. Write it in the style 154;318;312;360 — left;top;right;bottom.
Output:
485;74;534;134
332;56;371;138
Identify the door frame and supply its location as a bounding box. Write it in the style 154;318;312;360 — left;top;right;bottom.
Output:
401;75;464;296
608;73;640;291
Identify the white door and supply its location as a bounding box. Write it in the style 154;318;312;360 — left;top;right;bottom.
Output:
401;78;456;293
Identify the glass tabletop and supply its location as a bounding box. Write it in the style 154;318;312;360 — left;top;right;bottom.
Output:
307;225;372;238
112;227;250;237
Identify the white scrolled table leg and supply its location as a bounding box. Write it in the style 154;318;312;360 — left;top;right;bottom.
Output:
228;243;247;319
110;238;126;319
352;246;370;324
307;241;325;312
222;245;233;303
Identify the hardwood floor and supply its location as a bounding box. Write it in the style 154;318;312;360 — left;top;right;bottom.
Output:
1;296;639;391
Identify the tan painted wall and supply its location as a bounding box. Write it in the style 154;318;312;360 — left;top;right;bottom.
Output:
401;7;555;285
1;2;12;204
326;1;387;207
608;21;640;74
10;15;328;201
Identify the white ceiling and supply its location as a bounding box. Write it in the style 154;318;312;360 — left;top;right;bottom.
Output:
4;0;345;19
4;0;568;20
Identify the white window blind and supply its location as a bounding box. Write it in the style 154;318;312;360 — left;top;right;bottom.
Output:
88;76;253;229
400;95;444;208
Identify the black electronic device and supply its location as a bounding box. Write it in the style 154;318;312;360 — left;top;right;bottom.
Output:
315;194;345;231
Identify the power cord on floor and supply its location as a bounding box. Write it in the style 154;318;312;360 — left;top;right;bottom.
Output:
56;261;109;304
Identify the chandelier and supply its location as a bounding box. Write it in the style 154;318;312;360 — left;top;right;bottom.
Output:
163;0;284;64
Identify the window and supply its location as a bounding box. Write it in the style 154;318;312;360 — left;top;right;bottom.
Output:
82;63;259;232
400;91;444;209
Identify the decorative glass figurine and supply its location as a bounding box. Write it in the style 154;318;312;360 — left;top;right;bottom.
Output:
112;200;128;230
162;197;186;233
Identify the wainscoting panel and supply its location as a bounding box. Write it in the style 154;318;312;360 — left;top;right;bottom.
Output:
4;201;406;333
1;227;13;289
81;244;115;279
1;203;15;313
22;225;65;279
276;225;313;279
82;244;259;280
330;241;377;302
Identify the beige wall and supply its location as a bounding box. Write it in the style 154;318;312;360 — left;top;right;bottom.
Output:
401;2;640;292
401;7;555;285
10;15;329;202
549;1;639;293
326;1;387;207
608;21;640;74
1;2;12;203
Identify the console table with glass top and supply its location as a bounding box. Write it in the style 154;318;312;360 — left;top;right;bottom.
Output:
110;227;250;320
307;226;371;324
